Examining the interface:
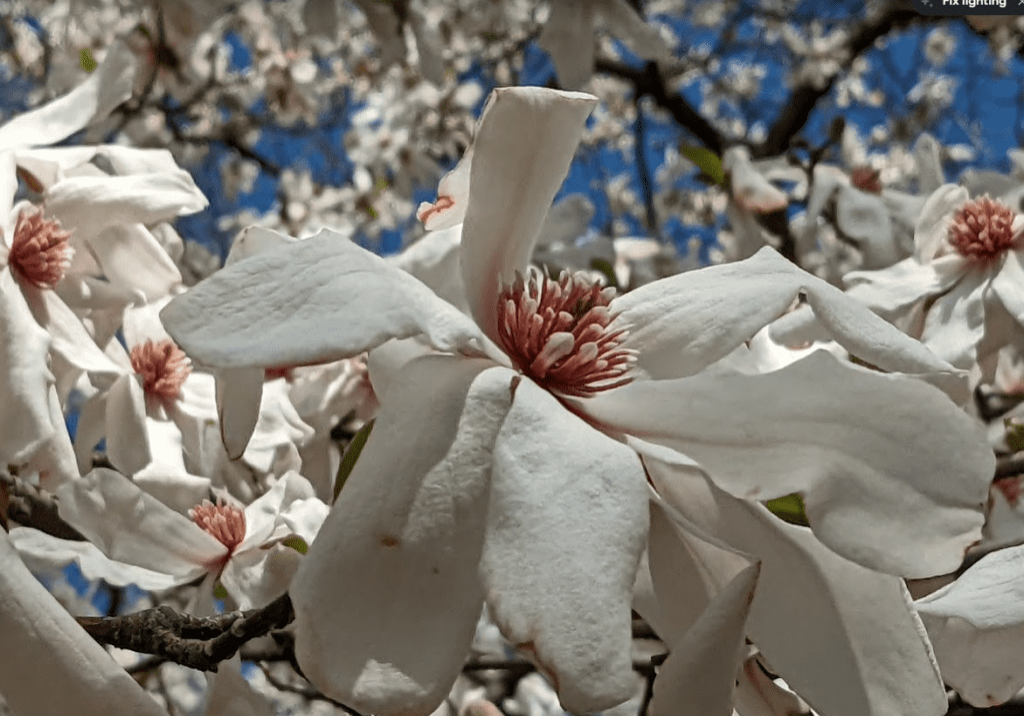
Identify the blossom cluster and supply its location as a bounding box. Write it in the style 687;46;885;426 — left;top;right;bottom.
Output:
2;3;1024;716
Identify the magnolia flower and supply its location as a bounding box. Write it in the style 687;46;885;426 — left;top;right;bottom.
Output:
161;87;992;716
842;184;1024;380
12;469;327;610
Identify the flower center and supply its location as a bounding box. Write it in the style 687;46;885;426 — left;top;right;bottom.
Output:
850;166;882;194
949;197;1017;261
190;500;246;552
9;208;73;289
496;270;635;398
130;340;192;400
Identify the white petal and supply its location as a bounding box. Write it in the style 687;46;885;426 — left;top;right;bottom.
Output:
919;269;988;369
459;87;597;344
914;134;946;196
46;172;207;240
0;531;168;716
650;561;760;716
990;250;1024;328
80;224;183;301
10;527;189;590
203;659;276;716
105;373;152;475
161;229;484;368
390;224;468;311
0;41;135;150
292;357;515;716
221;543;301;611
482;376;648;713
57;467;226;576
917;545;1024;706
417;147;473;231
0;270;55;464
725;147;788;213
24;287;125;380
595;0;669;61
537;2;596;89
584;350;993;578
915;185;967;263
216;367;264;459
647;462;947;716
616;246;961;380
225;225;297;265
835;185;898;268
841;255;964;324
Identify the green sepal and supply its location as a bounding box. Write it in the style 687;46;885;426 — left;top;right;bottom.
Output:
334;419;375;503
765;493;809;526
281;536;308;555
679;144;726;187
79;49;97;72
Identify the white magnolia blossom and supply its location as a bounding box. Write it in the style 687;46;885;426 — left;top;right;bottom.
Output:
842;184;1024;381
12;468;327;610
162;87;992;716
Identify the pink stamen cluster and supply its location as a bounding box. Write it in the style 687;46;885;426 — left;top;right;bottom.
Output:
949;197;1017;261
496;270;635;398
9;208;73;289
850;166;883;194
130;340;192;400
191;500;246;551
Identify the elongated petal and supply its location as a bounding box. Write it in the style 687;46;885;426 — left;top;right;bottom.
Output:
841;254;964;323
10;527;190;590
647;461;946;716
915;185;966;263
919;268;987;369
216;367;264;460
481;376;648;713
0;270;55;464
81;224;183;301
990;250;1024;327
538;2;596;89
24;287;125;381
615;246;961;381
0;41;135;150
916;545;1024;706
0;531;168;716
57;467;226;575
105;372;152;475
162;229;483;368
650;561;760;716
292;357;515;716
584;351;992;577
47;173;207;240
459;87;597;344
835;185;898;268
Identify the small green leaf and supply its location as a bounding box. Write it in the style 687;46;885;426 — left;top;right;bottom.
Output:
1006;417;1024;453
213;582;228;600
765;493;809;526
679;144;726;187
334;419;375;503
281;536;308;555
79;49;97;73
589;257;620;291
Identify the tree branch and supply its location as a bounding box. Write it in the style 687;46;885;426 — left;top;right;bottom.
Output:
77;592;294;672
0;471;85;541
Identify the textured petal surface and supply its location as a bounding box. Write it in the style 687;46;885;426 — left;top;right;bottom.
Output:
537;2;595;89
616;246;961;380
647;461;946;716
292;357;515;716
57;468;226;575
416;147;472;230
583;351;992;577
105;372;152;476
459;87;597;344
161;229;483;368
0;269;55;464
917;545;1024;706
481;377;648;713
0;531;168;716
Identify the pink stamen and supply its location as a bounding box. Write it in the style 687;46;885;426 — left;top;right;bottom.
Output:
496;269;636;397
190;500;246;552
130;340;192;400
850;166;883;194
8;208;73;289
949;196;1017;261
